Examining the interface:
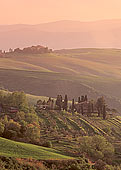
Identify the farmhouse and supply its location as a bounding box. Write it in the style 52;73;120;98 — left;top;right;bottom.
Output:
74;101;97;116
35;94;106;119
36;98;54;111
0;103;18;114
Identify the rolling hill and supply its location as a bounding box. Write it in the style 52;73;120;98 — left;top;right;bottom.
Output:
0;48;121;111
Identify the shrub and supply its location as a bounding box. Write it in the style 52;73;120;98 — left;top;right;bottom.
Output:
43;141;53;148
94;159;106;170
79;135;114;162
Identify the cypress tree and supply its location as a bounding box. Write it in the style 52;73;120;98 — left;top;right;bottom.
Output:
85;95;88;102
91;103;94;113
56;95;62;110
81;104;84;115
71;99;75;113
87;102;91;116
103;105;106;120
64;95;68;111
78;97;81;103
96;97;105;117
81;96;85;102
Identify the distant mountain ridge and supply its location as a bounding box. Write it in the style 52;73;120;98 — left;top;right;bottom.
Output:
1;19;121;50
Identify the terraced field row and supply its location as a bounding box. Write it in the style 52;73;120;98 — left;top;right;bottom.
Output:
37;111;121;142
66;118;86;135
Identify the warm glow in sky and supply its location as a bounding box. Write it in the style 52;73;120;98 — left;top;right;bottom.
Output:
0;0;121;24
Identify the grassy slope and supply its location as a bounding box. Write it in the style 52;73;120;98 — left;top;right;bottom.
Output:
0;137;74;160
1;49;121;111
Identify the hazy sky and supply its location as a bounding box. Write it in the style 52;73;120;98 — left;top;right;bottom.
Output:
0;0;121;24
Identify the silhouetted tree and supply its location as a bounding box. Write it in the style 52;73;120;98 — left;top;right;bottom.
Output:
71;99;75;113
103;105;106;120
56;95;63;110
78;97;81;103
92;104;95;114
96;97;105;117
90;100;94;113
81;104;84;115
87;102;91;116
63;95;68;111
84;95;88;102
81;96;85;102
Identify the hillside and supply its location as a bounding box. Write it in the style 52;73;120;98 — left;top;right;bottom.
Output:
0;104;120;163
37;110;121;141
34;110;121;164
1;19;121;50
1;48;121;111
0;90;120;169
0;137;73;160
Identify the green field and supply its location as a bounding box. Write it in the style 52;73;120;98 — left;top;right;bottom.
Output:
0;137;74;160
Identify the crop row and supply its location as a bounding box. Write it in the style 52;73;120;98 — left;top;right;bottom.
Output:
107;119;121;128
78;117;103;135
66;118;86;134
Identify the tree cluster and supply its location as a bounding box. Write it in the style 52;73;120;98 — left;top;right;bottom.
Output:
0;91;40;144
55;94;68;111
